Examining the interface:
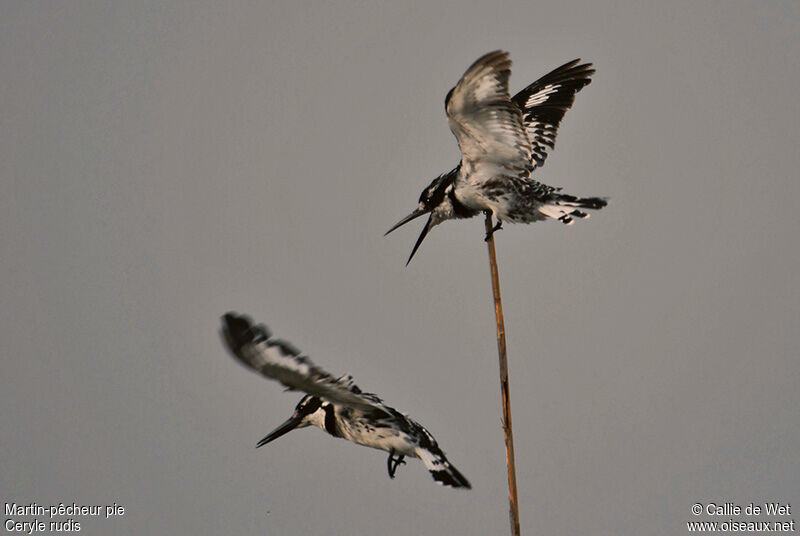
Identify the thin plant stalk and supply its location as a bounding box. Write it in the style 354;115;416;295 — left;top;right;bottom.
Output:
484;212;521;536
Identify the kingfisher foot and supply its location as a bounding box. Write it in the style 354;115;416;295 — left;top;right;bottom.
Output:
387;451;407;479
484;220;503;241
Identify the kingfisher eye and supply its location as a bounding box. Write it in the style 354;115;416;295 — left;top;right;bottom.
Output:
298;397;323;413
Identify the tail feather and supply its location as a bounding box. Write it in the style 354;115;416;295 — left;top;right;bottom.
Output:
417;448;471;489
538;194;608;224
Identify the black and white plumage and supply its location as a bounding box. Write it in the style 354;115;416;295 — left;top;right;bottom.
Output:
386;51;608;264
220;313;471;489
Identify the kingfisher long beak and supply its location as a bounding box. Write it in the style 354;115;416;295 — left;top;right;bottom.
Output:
385;207;429;236
256;414;303;448
405;214;433;266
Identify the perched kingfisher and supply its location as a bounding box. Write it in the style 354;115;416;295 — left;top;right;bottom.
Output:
386;51;608;264
220;313;471;489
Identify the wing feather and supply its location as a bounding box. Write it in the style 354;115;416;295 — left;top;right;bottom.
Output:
511;59;595;170
445;50;532;176
220;313;388;415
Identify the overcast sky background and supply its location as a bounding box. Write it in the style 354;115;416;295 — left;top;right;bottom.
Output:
2;2;798;535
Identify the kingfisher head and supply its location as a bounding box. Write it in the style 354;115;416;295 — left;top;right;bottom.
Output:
256;395;329;447
385;168;459;264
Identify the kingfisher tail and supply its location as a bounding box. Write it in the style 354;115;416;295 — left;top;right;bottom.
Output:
416;447;471;489
537;193;608;225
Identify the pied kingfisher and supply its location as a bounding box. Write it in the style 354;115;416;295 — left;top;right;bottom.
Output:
220;313;471;489
386;51;608;264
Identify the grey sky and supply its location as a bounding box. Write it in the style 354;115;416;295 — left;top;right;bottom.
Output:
2;1;798;534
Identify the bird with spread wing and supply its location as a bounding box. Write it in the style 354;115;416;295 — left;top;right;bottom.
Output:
220;313;471;488
386;51;607;264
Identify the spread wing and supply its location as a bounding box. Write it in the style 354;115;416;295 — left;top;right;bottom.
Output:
511;59;594;171
445;50;532;177
220;313;389;415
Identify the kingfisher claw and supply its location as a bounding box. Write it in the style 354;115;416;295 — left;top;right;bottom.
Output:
484;220;503;241
387;451;406;479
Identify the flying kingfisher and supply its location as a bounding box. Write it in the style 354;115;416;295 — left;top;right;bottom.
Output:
386;51;608;264
220;313;471;489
